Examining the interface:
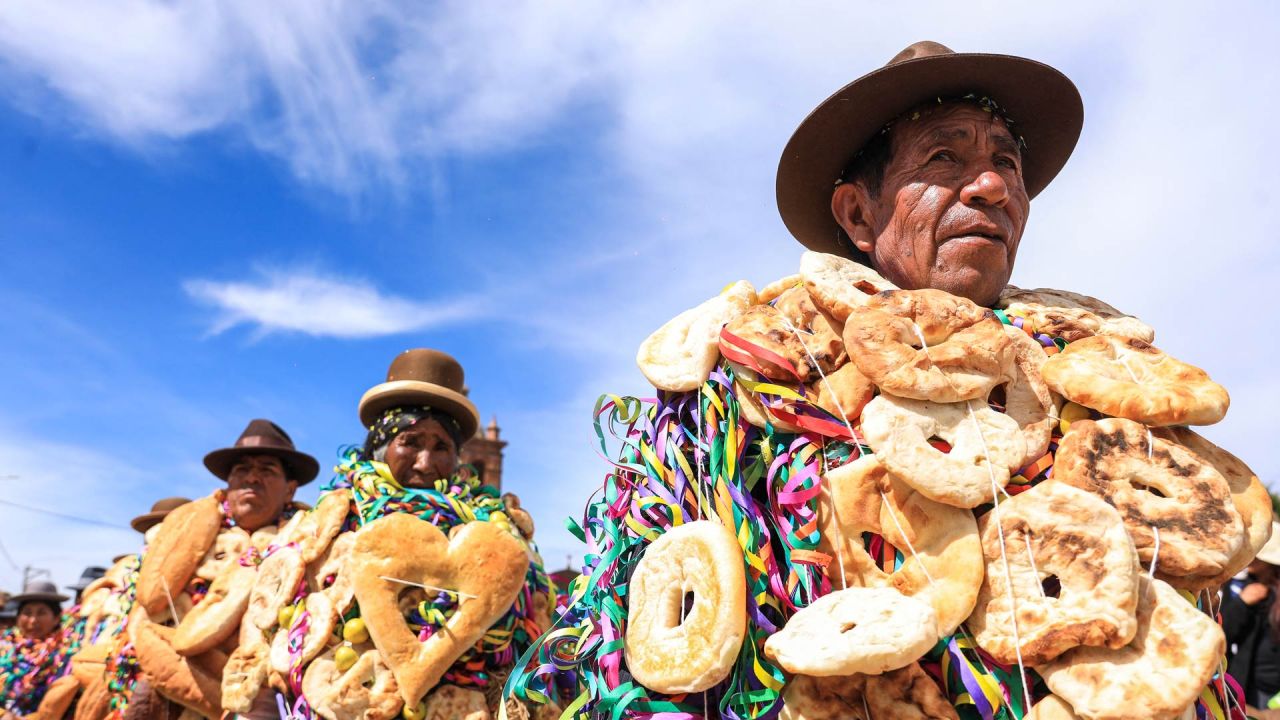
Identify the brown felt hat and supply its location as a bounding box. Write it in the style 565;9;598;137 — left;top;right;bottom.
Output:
203;419;320;486
358;349;480;439
13;579;68;605
777;41;1083;257
129;496;192;534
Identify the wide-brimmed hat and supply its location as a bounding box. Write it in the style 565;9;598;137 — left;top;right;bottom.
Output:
1255;522;1280;565
203;419;320;486
129;496;192;534
66;566;106;592
358;349;480;440
13;580;68;605
777;40;1084;256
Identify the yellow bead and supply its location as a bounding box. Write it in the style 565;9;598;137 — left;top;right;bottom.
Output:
334;645;358;672
343;617;369;644
277;606;295;629
489;511;509;523
1059;402;1092;434
403;701;427;720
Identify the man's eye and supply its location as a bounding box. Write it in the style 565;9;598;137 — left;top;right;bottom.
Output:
928;150;956;163
995;156;1019;170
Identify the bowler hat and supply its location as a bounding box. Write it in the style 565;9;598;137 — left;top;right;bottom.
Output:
66;566;106;592
358;349;480;439
129;497;192;534
203;419;320;486
777;40;1083;257
13;579;68;605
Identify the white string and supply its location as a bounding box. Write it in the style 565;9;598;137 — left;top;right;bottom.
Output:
1202;588;1245;719
160;575;182;625
694;395;707;522
879;490;936;589
910;321;1033;712
861;693;873;720
777;315;864;457
1147;527;1161;580
778;315;856;589
1024;534;1047;598
378;576;478;600
1117;357;1154;460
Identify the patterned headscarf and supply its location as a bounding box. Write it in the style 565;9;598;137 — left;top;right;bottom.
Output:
361;405;464;461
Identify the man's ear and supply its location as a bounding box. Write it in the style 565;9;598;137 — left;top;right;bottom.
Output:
832;183;878;256
284;480;298;504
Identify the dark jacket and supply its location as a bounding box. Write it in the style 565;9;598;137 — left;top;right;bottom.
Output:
1223;588;1280;704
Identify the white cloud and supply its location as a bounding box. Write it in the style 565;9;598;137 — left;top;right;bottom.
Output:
183;268;488;339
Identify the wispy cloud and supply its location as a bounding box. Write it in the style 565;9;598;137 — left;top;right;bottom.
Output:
183;268;488;339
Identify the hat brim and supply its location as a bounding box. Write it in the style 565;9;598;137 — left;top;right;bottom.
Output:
358;380;480;440
777;51;1083;256
203;446;321;486
130;511;170;534
13;592;68;605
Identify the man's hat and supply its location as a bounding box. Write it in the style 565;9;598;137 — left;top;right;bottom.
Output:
13;579;68;605
358;349;480;440
1254;522;1280;565
203;419;320;486
777;41;1084;256
129;497;192;534
66;566;107;592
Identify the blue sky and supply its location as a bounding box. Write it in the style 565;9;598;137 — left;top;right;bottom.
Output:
0;1;1277;591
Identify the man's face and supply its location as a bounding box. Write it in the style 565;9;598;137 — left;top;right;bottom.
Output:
226;454;296;532
17;602;58;640
833;103;1029;306
384;417;458;489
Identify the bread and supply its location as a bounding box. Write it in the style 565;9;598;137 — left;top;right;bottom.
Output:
637;281;756;391
800;251;898;322
137;495;221;618
624;520;747;693
1041;336;1229;426
997;286;1154;344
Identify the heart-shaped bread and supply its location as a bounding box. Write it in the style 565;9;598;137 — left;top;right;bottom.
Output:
351;514;530;707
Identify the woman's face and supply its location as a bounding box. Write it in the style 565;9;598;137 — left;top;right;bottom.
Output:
17;602;58;640
384;417;458;488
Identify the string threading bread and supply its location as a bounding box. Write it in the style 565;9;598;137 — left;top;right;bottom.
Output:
1054;418;1244;579
1041;336;1229;427
968;482;1140;666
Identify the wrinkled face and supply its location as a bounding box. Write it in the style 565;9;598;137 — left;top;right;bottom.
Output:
226;454;297;532
832;103;1030;306
17;602;58;640
384;417;458;489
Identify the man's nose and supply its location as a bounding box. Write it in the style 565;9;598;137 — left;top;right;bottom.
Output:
413;450;436;471
960;170;1010;207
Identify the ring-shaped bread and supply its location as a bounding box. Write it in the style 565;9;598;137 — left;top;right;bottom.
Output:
245;545;306;631
1038;576;1224;720
1000;326;1059;466
171;561;256;656
269;590;337;675
303;644;403;720
780;663;959;720
220;636;271;714
997;286;1155;343
1054;418;1244;579
1040;336;1229;426
279;489;351;564
800;251;898;323
815;455;982;635
193;527;250;583
843;289;1013;402
637;280;756;392
764;586;938;676
306;530;357;613
967;482;1140;666
624;519;747;693
860;394;1025;508
1151;426;1273;590
721;286;846;383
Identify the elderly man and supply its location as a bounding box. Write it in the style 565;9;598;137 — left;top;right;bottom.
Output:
510;41;1265;720
776;40;1080;308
